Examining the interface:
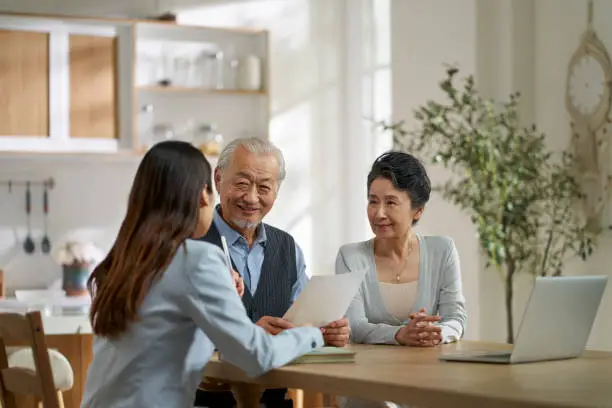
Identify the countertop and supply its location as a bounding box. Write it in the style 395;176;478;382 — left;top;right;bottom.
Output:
42;312;92;335
0;297;92;335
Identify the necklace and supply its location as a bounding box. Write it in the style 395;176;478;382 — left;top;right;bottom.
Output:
394;236;414;283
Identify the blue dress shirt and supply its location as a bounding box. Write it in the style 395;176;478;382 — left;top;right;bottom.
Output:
212;208;309;303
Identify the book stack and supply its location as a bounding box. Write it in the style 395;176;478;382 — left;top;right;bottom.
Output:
291;347;356;364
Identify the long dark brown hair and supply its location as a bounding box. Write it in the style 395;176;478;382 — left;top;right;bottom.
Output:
88;141;213;338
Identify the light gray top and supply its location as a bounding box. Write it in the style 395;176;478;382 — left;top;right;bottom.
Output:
82;240;324;408
335;234;467;345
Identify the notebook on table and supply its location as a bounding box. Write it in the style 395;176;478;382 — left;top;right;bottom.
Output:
291;347;356;364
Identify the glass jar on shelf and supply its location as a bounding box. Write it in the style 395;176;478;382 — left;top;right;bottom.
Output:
201;49;225;90
212;51;225;89
175;120;196;144
144;123;175;149
138;104;154;145
195;50;222;89
136;54;158;86
193;124;224;156
156;53;174;87
173;56;192;87
237;54;262;91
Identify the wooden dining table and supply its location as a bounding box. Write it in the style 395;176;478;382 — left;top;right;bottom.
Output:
203;341;612;408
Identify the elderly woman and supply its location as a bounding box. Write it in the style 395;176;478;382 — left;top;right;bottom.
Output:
336;151;467;348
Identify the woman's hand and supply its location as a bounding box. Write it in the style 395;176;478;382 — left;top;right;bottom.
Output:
232;269;245;297
321;318;351;347
395;308;442;347
256;316;294;335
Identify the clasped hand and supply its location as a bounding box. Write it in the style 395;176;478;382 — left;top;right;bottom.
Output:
395;308;442;347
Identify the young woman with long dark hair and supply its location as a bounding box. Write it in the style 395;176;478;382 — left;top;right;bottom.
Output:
81;141;323;408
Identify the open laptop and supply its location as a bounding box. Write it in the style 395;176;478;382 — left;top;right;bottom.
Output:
439;275;608;364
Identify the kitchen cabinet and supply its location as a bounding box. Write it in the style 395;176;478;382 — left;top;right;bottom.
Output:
0;12;270;156
69;35;118;140
0;29;49;137
0;14;126;154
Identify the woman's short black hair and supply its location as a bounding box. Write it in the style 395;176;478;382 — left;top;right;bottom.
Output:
367;151;431;209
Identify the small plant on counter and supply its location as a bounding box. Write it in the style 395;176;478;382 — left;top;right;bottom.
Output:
52;241;104;297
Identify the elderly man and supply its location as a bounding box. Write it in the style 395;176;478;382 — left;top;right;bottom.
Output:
194;137;350;408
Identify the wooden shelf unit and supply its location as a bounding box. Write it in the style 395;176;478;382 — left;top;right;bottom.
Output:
0;12;270;156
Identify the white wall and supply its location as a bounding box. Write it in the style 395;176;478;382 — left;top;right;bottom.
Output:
0;157;139;290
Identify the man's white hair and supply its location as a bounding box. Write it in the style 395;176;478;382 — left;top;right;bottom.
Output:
216;137;286;184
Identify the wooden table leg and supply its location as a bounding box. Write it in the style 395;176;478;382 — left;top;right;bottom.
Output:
231;382;263;408
302;391;324;408
288;389;304;408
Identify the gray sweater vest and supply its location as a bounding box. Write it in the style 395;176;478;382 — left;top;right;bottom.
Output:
197;222;297;323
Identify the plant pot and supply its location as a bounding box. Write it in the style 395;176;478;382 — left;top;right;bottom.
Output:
62;262;91;297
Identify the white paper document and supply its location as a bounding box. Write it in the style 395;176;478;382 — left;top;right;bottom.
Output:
283;270;366;327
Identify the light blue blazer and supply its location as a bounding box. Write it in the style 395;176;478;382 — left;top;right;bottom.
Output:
335;234;467;345
82;240;323;408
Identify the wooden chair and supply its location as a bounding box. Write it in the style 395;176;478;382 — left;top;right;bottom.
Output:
0;311;72;408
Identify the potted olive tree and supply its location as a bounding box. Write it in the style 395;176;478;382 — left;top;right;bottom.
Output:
383;66;595;343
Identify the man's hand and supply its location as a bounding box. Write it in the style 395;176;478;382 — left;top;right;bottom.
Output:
232;270;245;297
256;316;294;335
321;318;350;347
395;308;442;347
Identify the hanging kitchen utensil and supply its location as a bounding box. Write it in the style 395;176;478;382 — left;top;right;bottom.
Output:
41;185;51;254
23;182;35;254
